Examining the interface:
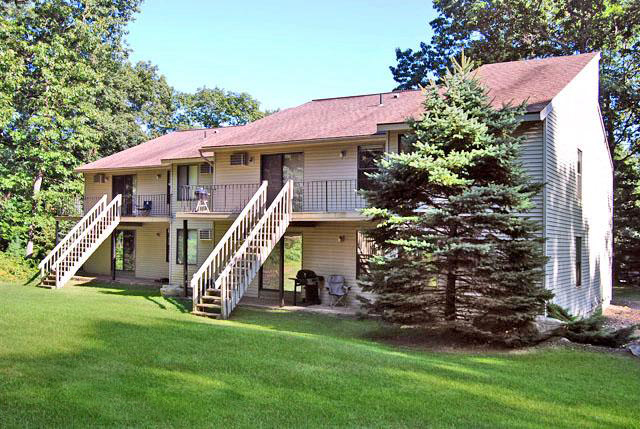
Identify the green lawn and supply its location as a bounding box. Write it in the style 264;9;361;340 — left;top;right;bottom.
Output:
0;282;639;428
613;285;640;303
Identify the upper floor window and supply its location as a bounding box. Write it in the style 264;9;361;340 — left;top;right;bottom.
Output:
357;144;384;191
577;149;582;202
177;165;198;201
398;133;415;154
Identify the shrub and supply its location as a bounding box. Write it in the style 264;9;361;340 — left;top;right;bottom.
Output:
547;304;638;348
0;252;38;283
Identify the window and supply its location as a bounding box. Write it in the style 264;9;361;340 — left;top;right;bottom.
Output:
356;230;380;279
575;236;582;287
357;144;384;191
577;149;582;201
176;229;197;265
177;165;198;201
166;170;171;205
165;228;169;263
398;133;415;154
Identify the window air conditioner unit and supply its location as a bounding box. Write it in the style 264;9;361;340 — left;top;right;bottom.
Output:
200;163;213;174
230;152;248;166
199;229;212;240
93;173;106;183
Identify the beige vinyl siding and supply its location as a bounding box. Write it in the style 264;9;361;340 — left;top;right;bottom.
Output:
299;222;365;307
133;223;170;279
235;222;364;309
84;173;111;199
83;237;111;276
84;169;168;199
212;140;384;186
83;222;169;280
543;56;612;316
168;219;215;286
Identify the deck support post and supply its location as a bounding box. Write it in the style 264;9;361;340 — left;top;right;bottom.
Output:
111;232;116;281
54;220;60;246
279;239;285;307
183;219;188;297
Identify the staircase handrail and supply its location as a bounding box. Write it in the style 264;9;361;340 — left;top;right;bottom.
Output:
53;194;121;285
191;181;268;304
39;194;108;275
217;180;293;317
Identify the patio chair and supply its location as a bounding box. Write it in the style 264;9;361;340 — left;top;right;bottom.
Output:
135;200;152;216
326;275;350;307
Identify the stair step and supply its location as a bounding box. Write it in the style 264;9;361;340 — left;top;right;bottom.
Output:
196;303;221;312
192;310;221;319
201;295;221;303
205;288;221;296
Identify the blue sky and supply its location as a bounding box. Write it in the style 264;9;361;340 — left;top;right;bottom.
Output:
126;0;436;111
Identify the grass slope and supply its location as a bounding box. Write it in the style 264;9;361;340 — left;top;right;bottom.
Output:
0;282;638;428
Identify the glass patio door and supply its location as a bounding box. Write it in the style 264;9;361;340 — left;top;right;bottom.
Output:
112;174;136;215
260;153;303;206
114;230;136;273
260;234;303;294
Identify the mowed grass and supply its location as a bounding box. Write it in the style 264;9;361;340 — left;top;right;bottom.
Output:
0;282;639;428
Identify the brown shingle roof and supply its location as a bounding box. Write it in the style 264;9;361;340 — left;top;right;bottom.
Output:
76;128;233;172
474;52;598;112
77;52;598;171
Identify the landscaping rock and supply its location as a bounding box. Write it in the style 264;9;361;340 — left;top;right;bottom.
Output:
628;343;640;358
161;284;191;298
532;316;567;338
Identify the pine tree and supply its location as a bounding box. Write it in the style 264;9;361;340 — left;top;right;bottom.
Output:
360;55;552;345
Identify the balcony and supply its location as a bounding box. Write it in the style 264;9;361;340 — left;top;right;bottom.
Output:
175;184;261;213
177;180;367;215
56;194;170;218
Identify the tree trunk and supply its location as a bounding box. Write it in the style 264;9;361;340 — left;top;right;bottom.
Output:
25;171;43;258
445;271;457;320
602;95;619;286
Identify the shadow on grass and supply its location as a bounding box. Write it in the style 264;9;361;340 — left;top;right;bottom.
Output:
23;271;41;286
0;311;637;428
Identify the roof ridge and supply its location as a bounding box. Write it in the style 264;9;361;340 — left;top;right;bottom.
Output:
476;52;598;69
174;124;245;132
311;89;420;102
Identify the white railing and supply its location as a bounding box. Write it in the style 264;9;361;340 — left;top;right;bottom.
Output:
217;181;293;318
39;195;108;278
53;195;122;288
191;182;268;306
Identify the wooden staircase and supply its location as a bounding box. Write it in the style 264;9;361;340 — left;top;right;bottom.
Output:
38;194;122;288
191;181;293;319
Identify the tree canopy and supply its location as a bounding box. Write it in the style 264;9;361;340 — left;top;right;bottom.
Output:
390;0;640;284
0;0;266;257
173;87;264;129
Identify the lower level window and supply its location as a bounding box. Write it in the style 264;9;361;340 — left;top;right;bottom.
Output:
575;236;582;287
177;229;197;265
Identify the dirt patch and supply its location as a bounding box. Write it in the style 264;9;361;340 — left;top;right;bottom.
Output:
603;304;640;330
